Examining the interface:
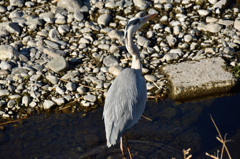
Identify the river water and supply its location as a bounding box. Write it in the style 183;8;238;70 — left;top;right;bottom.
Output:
0;92;240;159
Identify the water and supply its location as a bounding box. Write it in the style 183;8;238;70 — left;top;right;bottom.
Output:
0;92;240;159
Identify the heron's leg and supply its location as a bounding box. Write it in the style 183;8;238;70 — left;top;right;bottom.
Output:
123;134;133;159
120;136;126;158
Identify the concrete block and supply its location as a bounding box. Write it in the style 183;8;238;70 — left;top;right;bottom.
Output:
162;57;237;101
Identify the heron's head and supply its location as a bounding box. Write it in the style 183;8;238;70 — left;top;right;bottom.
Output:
124;14;157;39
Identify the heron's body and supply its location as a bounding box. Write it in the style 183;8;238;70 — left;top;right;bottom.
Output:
102;13;157;158
103;68;147;147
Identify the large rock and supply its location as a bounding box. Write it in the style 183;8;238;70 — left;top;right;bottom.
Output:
0;45;19;61
48;56;69;73
57;0;83;13
162;57;237;101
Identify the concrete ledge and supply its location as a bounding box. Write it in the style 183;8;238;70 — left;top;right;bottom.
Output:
162;57;238;101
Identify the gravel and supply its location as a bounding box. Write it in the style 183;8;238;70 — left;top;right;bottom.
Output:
0;0;239;120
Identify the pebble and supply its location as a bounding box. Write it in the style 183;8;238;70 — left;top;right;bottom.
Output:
0;90;10;97
49;29;60;42
212;0;229;9
66;82;76;91
97;14;112;26
57;0;83;13
58;25;70;35
10;0;24;6
48;56;69;73
0;45;19;61
22;96;31;106
0;0;238;119
144;75;158;82
166;36;177;47
77;86;86;94
137;36;150;47
198;10;211;16
234;19;240;31
197;23;223;33
133;0;150;10
0;6;7;13
162;53;180;63
43;100;56;109
46;75;59;85
74;10;84;21
109;65;123;76
53;97;65;105
84;94;97;103
9;94;21;100
103;55;119;67
7;100;15;108
0;61;11;70
56;86;65;95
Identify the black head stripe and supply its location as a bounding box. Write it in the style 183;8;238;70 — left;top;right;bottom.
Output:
125;18;140;31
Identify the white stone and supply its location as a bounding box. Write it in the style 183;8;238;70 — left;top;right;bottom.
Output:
198;10;211;16
22;96;31;106
84;94;97;102
43;100;56;109
53;98;65;105
66;82;76;91
144;75;158;82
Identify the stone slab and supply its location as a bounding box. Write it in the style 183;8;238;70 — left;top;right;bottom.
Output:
162;57;237;101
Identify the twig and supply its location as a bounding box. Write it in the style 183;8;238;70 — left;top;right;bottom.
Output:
206;152;219;159
58;96;84;111
141;115;152;121
0;116;28;126
147;96;158;99
151;81;160;89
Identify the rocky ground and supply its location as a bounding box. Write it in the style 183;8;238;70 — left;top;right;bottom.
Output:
0;0;240;121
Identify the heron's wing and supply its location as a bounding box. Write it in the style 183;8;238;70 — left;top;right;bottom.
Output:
103;68;147;147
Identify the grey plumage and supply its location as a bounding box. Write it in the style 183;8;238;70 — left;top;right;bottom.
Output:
103;68;147;147
102;14;157;152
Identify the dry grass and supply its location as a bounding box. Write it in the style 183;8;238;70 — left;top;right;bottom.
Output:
181;115;232;159
205;115;232;159
183;148;192;159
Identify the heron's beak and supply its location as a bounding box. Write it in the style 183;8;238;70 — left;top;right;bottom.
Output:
141;13;157;24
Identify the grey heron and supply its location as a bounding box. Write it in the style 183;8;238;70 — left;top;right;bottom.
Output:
103;13;157;158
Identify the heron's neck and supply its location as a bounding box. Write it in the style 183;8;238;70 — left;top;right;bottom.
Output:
126;32;142;74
